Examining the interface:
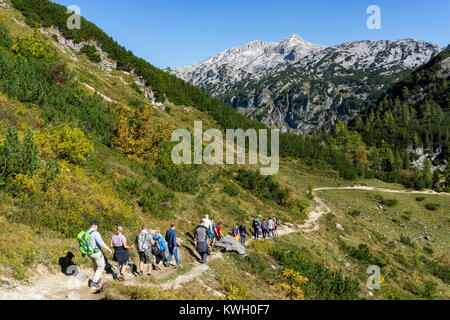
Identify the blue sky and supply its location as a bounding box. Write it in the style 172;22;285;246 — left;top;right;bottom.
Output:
53;0;449;69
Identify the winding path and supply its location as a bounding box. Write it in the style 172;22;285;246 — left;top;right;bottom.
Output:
1;186;447;300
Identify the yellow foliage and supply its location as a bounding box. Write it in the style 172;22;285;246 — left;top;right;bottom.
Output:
12;173;43;195
112;104;171;163
11;27;51;61
35;125;94;164
276;268;308;300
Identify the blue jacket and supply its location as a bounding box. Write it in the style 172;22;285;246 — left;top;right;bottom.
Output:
165;228;177;248
153;235;167;251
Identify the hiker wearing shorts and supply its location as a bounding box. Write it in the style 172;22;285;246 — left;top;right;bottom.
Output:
136;224;154;277
87;221;112;288
111;226;133;282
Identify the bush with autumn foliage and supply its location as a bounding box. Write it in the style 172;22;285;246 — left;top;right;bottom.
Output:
112;104;171;163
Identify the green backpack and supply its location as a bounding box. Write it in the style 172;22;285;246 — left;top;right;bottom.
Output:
77;230;100;256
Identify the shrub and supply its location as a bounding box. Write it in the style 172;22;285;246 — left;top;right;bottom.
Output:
348;210;361;217
0;23;12;48
400;234;415;248
415;197;425;202
0;127;40;182
424;203;440;211
381;198;398;207
79;44;101;63
419;256;450;284
235;168;292;205
11;28;50;61
224;281;253;300
38;125;94;164
290;199;309;219
223;184;239;197
112;104;170;163
130;82;142;95
341;243;388;266
276;268;308;300
423;246;434;256
270;244;360;300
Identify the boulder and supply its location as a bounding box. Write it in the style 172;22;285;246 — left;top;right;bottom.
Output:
215;235;245;255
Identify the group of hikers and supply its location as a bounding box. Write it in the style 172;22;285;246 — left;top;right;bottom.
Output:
193;214;278;264
80;221;180;288
80;214;278;288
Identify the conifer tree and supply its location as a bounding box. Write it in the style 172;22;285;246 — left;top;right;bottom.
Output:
21;128;39;175
0;126;21;179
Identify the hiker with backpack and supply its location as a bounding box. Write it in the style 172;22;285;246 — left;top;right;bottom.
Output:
165;223;180;267
194;220;210;264
135;224;154;277
239;222;247;246
268;218;275;238
252;215;261;240
261;219;268;239
153;228;169;269
231;224;240;242
78;221;112;288
110;226;133;282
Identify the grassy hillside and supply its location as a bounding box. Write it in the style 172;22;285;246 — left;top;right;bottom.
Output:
0;1;448;300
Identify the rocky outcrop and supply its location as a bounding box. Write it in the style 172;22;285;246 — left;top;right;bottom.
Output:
167;36;441;134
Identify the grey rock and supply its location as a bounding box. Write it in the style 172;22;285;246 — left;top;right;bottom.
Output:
215;235;245;255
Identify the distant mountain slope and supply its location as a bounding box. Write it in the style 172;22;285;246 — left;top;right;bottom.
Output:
351;47;450;185
168;37;441;134
167;34;326;95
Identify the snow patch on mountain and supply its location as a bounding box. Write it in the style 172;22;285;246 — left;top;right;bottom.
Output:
166;34;326;95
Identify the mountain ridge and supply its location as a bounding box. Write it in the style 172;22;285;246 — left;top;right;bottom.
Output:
167;36;441;133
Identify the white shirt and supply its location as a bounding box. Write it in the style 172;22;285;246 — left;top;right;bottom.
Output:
203;218;212;229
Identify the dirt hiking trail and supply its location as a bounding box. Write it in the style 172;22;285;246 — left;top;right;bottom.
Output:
1;186;447;300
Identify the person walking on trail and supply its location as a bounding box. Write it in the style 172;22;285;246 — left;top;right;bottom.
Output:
86;221;112;288
135;224;154;277
165;223;180;267
110;226;133;282
252;215;261;240
203;215;213;246
231;224;240;242
239;222;247;246
216;221;223;240
261;219;268;239
210;218;218;247
153;228;169;269
268;218;275;238
273;216;278;236
194;220;210;264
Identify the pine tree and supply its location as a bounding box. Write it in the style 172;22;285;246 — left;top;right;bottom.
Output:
21;128;39;175
0;126;21;179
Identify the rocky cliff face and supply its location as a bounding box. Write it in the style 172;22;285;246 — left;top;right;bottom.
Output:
167;36;441;134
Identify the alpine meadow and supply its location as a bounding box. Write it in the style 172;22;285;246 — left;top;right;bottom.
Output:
0;0;448;305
